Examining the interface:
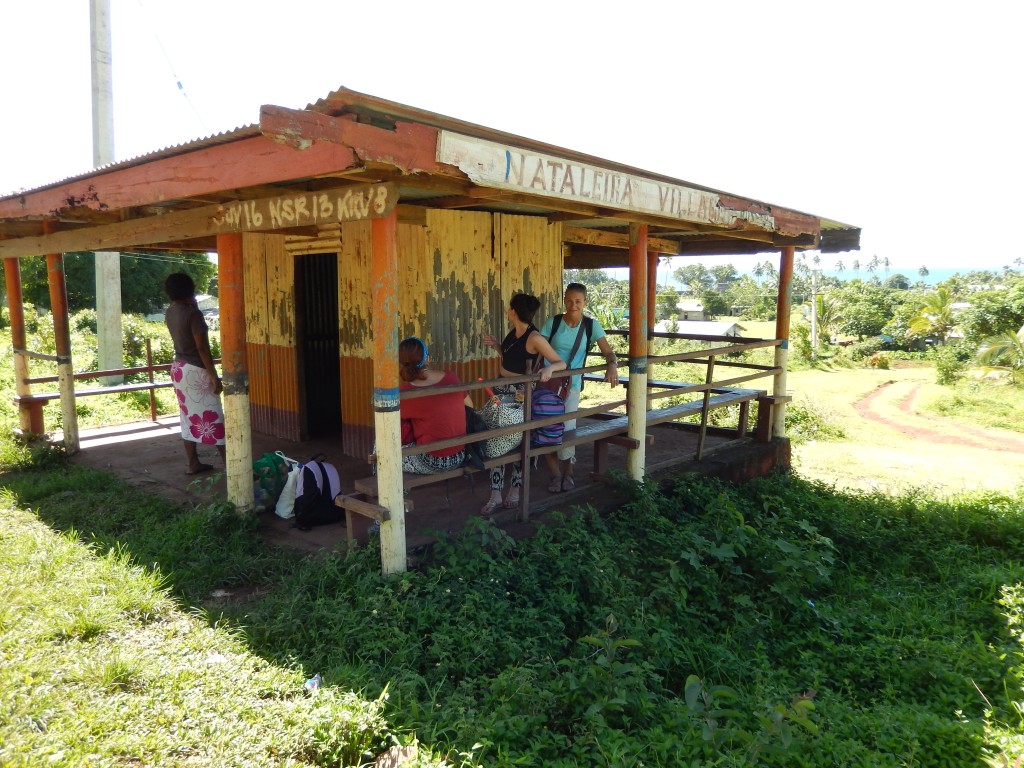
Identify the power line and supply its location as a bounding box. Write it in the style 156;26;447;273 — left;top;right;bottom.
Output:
135;0;209;134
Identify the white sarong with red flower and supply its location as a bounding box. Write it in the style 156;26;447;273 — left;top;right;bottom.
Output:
171;360;226;445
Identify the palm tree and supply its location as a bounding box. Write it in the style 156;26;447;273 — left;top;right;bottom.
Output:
834;259;845;276
882;256;890;276
909;286;958;343
752;262;766;284
852;259;861;277
810;293;842;344
919;265;930;279
976;324;1024;383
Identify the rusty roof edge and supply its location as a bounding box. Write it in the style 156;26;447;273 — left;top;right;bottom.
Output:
310;87;855;230
0;124;261;202
0;85;859;242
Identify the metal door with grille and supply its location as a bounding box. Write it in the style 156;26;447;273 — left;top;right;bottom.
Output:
296;253;341;439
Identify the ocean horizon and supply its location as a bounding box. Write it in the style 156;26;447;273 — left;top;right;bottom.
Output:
605;264;1011;288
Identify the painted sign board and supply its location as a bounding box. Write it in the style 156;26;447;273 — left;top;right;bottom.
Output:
210;182;397;232
0;182;398;259
436;132;774;231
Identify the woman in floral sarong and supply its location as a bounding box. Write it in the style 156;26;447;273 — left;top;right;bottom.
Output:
164;272;226;475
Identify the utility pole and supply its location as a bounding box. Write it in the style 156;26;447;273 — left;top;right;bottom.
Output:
91;0;123;384
810;268;820;359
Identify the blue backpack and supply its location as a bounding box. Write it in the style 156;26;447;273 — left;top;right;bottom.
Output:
530;387;565;446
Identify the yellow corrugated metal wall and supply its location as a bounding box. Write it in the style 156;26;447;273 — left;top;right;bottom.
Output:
243;233;301;442
245;211;564;458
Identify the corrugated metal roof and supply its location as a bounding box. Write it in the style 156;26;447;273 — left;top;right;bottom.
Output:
1;123;260;198
0;85;859;256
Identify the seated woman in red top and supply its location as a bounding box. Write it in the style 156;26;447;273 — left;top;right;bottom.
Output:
399;336;472;474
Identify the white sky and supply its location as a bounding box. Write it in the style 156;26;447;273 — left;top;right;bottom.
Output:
2;0;1021;273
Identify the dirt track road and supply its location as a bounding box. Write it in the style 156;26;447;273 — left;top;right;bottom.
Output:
790;369;1024;494
854;380;1024;454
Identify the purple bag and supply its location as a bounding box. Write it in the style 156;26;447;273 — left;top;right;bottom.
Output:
530;387;565;446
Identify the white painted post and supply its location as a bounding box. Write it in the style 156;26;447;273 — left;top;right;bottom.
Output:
773;247;796;438
372;210;407;575
217;233;254;513
626;224;649;480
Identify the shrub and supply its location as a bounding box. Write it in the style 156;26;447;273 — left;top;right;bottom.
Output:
792;322;812;361
844;338;883;360
933;344;969;385
781;394;845;443
867;353;890;369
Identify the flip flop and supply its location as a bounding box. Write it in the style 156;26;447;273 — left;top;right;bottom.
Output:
547;476;563;493
186;463;214;475
561;476;575;492
480;497;502;516
503;493;520;509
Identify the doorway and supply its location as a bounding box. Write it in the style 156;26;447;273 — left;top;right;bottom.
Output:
296;252;341;439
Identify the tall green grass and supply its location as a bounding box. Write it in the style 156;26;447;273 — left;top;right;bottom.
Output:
3;313;1024;765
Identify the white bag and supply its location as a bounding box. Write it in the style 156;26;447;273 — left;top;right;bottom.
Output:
274;452;302;519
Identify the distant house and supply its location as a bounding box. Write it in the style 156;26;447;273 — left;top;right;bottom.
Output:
675;299;705;321
654;320;745;337
145;293;219;323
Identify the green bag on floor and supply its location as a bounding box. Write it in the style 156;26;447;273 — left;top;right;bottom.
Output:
253;451;289;499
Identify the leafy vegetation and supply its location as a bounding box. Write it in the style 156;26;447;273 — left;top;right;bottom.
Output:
3;251;216;315
4;425;1024;766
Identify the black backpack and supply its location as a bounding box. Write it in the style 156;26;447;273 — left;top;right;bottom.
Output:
293;459;343;530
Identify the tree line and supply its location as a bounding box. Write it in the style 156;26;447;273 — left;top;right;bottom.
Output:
566;260;1024;380
1;251;216;316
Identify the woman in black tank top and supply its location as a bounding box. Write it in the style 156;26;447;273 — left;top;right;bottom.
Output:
479;293;566;515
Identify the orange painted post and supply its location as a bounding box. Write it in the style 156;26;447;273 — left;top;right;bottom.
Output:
371;207;406;575
647;250;658;334
627;224;649;480
3;257;33;432
772;246;796;438
42;223;79;451
217;232;254;512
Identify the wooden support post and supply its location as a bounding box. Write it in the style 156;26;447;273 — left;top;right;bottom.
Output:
371;208;407;575
646;250;658;334
217;232;254;513
627;224;649;480
695;355;716;460
43;228;78;452
773;246;795;439
519;381;534;521
3;257;33;433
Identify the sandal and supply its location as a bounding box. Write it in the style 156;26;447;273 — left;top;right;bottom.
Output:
547;476;563;494
480;497;502;516
561;476;575;492
503;492;520;509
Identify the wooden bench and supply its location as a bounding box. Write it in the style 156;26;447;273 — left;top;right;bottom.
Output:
341;416;647;535
340;386;777;536
14;382;172;434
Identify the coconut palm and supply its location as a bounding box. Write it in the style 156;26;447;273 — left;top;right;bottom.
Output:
834;259;845;276
976;324;1024;383
809;293;842;344
909;286;958;343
